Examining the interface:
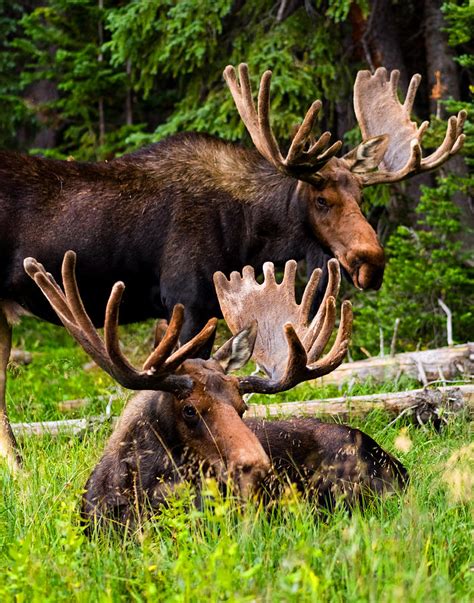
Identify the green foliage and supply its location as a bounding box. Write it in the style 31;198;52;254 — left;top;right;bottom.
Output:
2;0;358;156
353;175;474;353
442;1;474;46
111;1;353;148
0;1;34;148
14;0;130;160
106;0;233;95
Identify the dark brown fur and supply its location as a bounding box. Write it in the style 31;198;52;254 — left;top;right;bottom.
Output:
0;133;384;345
0;132;384;467
81;389;408;531
248;418;408;507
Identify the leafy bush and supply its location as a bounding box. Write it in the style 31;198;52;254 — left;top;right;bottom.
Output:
352;174;474;354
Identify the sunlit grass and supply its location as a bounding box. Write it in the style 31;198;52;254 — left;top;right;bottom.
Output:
1;413;472;602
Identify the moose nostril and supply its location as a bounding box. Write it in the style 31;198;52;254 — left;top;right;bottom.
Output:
241;464;253;475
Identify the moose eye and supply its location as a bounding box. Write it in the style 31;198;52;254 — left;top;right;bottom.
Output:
316;196;329;209
182;404;198;424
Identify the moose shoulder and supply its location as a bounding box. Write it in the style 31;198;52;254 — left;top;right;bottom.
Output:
0;65;465;467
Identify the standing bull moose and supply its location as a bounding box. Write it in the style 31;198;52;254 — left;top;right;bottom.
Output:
26;253;408;530
0;65;465;467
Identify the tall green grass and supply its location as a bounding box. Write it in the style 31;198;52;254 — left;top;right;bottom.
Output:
0;318;472;601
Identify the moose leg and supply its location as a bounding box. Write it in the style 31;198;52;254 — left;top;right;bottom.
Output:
179;307;217;359
0;309;21;470
305;244;331;316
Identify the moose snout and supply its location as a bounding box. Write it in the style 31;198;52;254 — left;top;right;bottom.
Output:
228;454;271;499
344;245;385;290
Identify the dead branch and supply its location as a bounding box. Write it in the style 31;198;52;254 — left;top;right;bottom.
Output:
247;384;473;419
11;415;117;437
11;385;473;436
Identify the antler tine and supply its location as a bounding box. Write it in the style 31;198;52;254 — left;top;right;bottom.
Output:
142;305;185;372
61;251;108;352
24;257;75;324
298;266;322;323
24;255;104;356
215;259;352;395
402;72;421;114
142;304;184;373
302;258;340;349
25;251;196;395
286;101;323;164
224;63;342;181
420;111;467;168
163;318;218;372
353;67;467;187
59;252;145;382
307;296;336;363
28;270;113;376
105;288;217;378
256;68;285;164
103;281;144;379
308;300;353;374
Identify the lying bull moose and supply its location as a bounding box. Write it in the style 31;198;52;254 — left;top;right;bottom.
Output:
0;64;465;468
25;252;408;531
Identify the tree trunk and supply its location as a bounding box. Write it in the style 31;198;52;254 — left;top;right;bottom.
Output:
97;0;105;147
125;59;133;126
247;385;473;420
423;0;474;259
424;0;460;115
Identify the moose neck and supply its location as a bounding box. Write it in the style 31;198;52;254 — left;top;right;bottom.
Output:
128;134;309;266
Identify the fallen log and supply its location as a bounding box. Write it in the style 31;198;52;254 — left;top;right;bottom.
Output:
11;385;473;436
317;343;473;386
246;384;474;419
56;393;124;412
12;415;115;437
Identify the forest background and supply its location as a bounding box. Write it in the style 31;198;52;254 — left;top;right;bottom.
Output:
0;0;473;355
0;3;473;600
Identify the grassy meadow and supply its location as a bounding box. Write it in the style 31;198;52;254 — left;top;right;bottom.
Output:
0;317;472;602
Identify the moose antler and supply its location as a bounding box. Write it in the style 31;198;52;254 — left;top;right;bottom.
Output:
353;67;466;186
24;251;217;395
214;259;352;394
224;63;342;183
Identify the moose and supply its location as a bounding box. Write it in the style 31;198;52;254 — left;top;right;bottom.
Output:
26;252;408;531
0;65;465;467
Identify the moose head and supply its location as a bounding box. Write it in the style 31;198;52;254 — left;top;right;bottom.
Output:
224;64;466;290
25;252;355;526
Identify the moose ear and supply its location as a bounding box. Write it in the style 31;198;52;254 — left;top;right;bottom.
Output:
343;135;389;173
213;321;258;373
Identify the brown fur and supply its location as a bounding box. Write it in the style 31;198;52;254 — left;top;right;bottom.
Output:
82;389;408;532
0;132;384;467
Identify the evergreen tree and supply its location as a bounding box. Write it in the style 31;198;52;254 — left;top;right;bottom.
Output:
0;0;31;148
0;0;472;352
